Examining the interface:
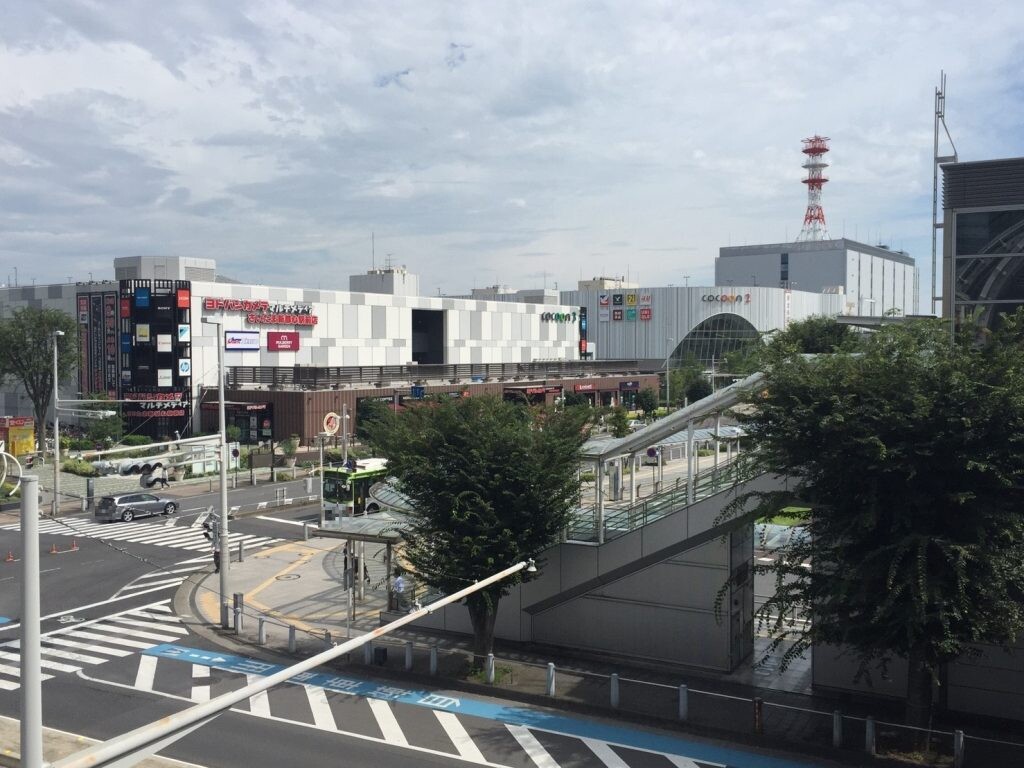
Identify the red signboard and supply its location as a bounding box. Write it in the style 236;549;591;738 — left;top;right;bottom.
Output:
267;331;300;351
176;289;191;309
639;307;652;321
120;298;131;318
574;383;595;392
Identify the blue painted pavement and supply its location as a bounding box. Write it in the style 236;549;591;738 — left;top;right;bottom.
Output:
0;618;9;625
144;643;820;768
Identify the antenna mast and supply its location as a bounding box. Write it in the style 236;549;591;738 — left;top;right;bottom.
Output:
796;135;831;242
932;71;958;316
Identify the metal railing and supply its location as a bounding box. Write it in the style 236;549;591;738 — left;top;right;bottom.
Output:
567;457;754;543
227;359;648;389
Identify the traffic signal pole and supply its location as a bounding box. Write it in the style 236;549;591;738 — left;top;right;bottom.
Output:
216;323;230;628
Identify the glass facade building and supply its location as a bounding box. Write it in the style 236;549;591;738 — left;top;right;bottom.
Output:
943;158;1024;332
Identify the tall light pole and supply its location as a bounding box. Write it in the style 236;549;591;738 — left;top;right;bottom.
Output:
318;431;328;528
664;337;675;411
202;318;230;628
52;329;65;516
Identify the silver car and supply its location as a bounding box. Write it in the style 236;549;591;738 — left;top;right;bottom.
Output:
95;493;178;522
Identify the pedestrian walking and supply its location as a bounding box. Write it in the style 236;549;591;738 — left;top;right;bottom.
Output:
158;466;170;489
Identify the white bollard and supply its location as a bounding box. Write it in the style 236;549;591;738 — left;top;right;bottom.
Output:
546;662;556;696
678;683;689;721
258;618;266;645
405;641;413;671
610;673;619;709
430;645;438;676
833;710;842;748
364;642;373;665
288;625;296;653
485;653;495;684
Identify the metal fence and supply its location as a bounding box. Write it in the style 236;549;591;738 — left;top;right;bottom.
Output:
229;611;1024;768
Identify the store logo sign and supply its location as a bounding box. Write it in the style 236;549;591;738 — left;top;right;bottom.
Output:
702;293;751;304
540;312;578;323
225;331;260;350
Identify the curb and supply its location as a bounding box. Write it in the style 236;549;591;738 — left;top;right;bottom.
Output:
172;575;899;768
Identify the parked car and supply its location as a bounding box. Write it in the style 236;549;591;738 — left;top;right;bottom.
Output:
95;493;178;522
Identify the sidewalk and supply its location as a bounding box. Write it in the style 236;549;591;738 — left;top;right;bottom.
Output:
180;536;1020;767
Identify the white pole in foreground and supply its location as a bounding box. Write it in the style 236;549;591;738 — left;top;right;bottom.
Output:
217;324;230;628
52;331;65;516
52;558;536;768
21;475;42;767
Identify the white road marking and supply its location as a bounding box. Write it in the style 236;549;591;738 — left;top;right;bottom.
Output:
507;725;559;768
64;630;154;650
81;624;180;643
246;674;271;717
135;655;157;691
665;756;703;768
435;710;487;763
367;698;407;746
0;650;79;673
303;684;336;730
106;617;188;634
254;515;312;527
191;664;210;702
38;636;132;657
584;738;629;767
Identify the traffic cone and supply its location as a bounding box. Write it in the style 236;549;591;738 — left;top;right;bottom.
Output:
70;539;79;551
50;542;59;554
4;551;13;562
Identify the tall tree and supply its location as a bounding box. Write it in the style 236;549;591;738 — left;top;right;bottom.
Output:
0;308;78;444
368;395;588;659
720;315;1024;726
635;387;658;416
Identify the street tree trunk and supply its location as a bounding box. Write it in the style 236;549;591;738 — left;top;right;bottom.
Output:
905;647;934;730
466;591;499;665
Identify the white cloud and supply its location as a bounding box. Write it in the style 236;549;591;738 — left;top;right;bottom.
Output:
0;0;1023;305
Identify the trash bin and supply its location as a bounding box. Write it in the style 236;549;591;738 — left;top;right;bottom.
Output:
373;647;388;665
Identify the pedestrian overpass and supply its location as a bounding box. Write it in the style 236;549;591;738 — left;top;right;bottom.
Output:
391;372;787;672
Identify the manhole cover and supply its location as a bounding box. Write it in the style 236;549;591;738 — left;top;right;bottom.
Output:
276;574;300;581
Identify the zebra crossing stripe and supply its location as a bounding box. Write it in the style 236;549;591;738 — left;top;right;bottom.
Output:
81;624;180;643
584;738;630;768
38;646;108;665
40;636;132;657
106;617;187;635
135;655;157;691
303;685;336;730
0;650;80;674
435;711;487;763
508;725;559;768
65;630;158;650
246;674;271;717
368;698;407;746
192;664;210;703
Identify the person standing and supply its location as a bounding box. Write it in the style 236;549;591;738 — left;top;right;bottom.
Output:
392;570;407;611
204;516;222;573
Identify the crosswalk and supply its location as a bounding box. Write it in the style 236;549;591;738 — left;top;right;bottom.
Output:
0;600;187;691
89;653;722;768
0;515;283;553
113;555;210;599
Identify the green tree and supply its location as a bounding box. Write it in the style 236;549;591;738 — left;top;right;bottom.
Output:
720;338;764;376
356;398;393;441
608;406;630;438
82;392;122;446
563;390;590;408
368;396;588;659
635;388;658;416
720;315;1024;727
684;377;712;402
0;308;78;443
768;315;858;354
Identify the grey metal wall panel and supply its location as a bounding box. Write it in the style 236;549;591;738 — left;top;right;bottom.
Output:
943;157;1024;210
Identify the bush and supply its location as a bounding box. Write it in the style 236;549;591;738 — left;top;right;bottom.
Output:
62;458;99;477
66;437;93;451
121;435;152;447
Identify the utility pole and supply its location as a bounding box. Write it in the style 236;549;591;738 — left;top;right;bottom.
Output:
21;475;42;768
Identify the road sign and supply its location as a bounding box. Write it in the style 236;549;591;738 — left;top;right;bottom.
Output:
647;447;658;458
323;412;340;436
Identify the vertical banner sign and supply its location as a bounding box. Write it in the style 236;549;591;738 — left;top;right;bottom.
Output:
103;292;118;397
89;294;104;393
77;295;90;396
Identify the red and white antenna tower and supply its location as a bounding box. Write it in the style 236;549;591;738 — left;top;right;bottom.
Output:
796;135;830;241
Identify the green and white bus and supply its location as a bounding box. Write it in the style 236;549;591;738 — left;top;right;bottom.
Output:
322;458;389;520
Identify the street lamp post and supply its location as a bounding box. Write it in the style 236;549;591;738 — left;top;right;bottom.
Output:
52;330;65;516
202;318;231;628
318;431;328;528
664;337;675;411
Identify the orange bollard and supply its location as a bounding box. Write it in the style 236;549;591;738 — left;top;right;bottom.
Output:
4;550;13;562
70;539;79;551
50;542;59;555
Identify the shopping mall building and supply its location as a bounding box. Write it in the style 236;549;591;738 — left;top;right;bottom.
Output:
0;243;917;444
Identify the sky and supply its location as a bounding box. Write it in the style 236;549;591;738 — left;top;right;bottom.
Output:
2;1;1023;307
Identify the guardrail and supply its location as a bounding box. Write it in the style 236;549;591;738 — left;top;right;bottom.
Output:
567;457;754;543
